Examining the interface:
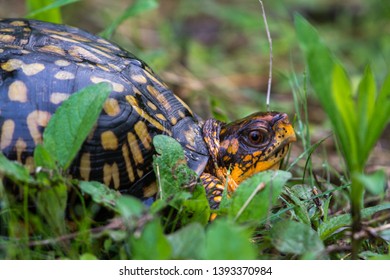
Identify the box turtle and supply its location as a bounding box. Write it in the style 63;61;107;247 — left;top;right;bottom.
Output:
0;19;296;209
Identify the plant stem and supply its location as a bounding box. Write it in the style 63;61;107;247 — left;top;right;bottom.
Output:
350;175;364;259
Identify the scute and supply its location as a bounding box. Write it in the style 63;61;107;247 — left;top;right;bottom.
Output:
0;18;208;197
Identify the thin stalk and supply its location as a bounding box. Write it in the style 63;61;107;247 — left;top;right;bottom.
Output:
350;174;364;259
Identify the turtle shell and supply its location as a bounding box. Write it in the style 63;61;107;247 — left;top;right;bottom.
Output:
0;18;209;197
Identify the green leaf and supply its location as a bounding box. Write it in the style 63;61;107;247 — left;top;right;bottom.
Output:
130;219;172;260
26;0;62;23
271;220;324;256
79;253;98;260
0;152;32;184
115;195;146;220
318;203;390;241
331;63;358;166
36;183;68;235
100;0;158;39
357;66;376;150
167;223;205;259
153;135;198;207
33;144;57;170
205;219;256;260
26;0;71;23
355;170;387;196
79;181;120;209
228;170;291;223
282;187;311;225
179;184;210;226
43;82;111;170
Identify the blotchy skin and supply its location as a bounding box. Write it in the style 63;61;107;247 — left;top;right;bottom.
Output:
201;112;296;211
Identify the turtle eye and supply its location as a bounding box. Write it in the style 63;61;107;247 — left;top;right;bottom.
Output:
246;129;267;146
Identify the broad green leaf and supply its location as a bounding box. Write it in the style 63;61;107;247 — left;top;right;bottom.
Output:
79;181;120;210
355;170;387;196
179;184;210;226
0;153;32;184
205;219;256;260
282;187;311;225
228;170;291;223
331;63;358;168
36;183;67;235
115;197;148;242
318;203;390;241
153;135;198;207
271;220;324;256
357;66;376;153
33;144;57;170
167;223;205;259
43;82;111;170
115;195;145;220
130;219;172;260
100;0;158;39
26;0;66;23
26;0;80;18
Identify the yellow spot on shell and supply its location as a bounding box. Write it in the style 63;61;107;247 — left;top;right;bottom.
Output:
1;59;45;76
79;153;91;181
122;144;135;182
103;98;121;116
155;113;167;121
134;121;152;150
26;111;52;145
91;76;124;93
101;131;118;150
69;45;102;63
0;119;15;149
128;132;144;165
50;34;79;44
0;49;3;53
103;163;120;189
178;111;186;119
1;59;23;71
132;74;147;84
54;60;71;67
147;101;157;111
39;45;66;56
15;138;27;162
170;116;177;125
50;92;70;104
23;63;45;76
125;95;170;135
8;80;28;102
143;70;165;88
0;34;15;43
143;182;157;197
55;71;75;80
10;20;26;26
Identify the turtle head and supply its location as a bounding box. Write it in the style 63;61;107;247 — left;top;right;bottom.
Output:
208;111;296;185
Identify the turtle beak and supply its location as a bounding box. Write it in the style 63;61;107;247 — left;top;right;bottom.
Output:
272;113;297;144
